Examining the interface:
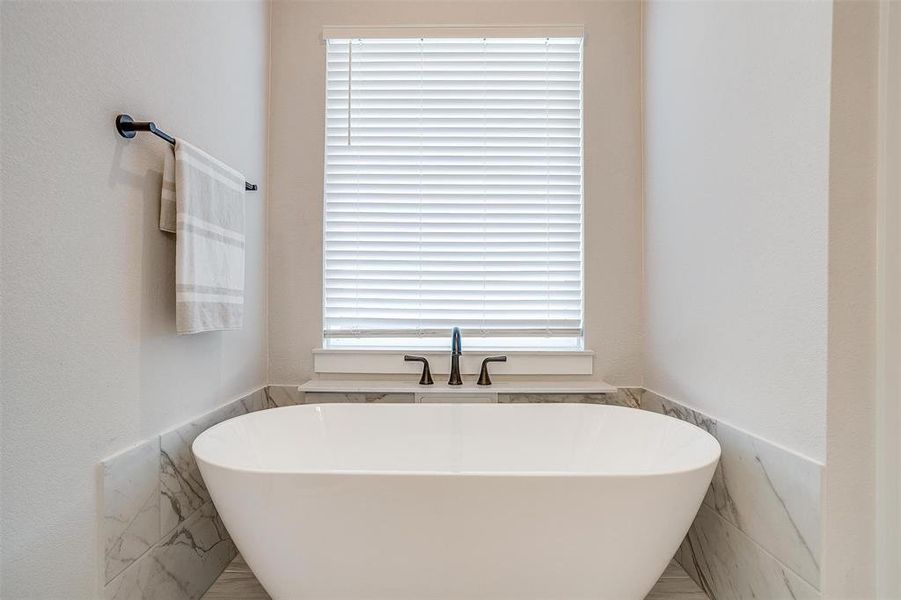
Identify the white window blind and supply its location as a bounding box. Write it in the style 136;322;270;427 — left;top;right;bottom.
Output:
323;36;584;347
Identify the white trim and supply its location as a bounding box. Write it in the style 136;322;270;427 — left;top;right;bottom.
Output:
300;378;615;395
321;36;585;343
321;25;585;40
323;328;583;339
876;1;901;596
312;348;594;375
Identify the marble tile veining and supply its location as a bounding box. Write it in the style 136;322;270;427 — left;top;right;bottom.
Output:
706;417;821;585
640;390;822;588
159;390;264;535
498;387;643;407
106;502;237;600
103;438;161;583
263;385;301;408
303;391;415;403
676;505;819;600
499;392;607;404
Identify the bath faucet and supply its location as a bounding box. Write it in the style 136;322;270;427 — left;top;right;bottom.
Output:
448;327;463;385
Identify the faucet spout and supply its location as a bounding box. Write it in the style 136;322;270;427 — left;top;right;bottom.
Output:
448;327;463;385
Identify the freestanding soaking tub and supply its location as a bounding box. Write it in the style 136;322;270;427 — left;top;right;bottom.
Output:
194;402;719;600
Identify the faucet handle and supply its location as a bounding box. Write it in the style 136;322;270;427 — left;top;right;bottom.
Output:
404;355;434;385
477;356;507;386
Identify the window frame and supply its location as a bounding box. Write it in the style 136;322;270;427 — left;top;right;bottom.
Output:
320;29;587;355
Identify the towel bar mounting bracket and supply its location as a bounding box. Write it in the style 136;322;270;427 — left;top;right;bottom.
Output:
115;114;137;138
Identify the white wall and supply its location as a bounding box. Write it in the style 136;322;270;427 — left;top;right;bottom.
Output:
643;0;833;462
267;0;643;386
0;2;270;597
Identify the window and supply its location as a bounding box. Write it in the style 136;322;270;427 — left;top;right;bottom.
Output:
323;35;583;349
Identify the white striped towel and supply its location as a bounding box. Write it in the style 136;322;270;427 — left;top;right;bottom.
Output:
160;140;245;334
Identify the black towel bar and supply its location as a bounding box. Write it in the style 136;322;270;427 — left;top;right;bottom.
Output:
115;114;258;191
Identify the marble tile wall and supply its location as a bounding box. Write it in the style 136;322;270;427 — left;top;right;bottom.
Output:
102;384;822;600
498;388;643;407
102;438;160;583
160;391;265;535
101;388;265;600
675;505;818;600
105;504;236;600
302;391;415;403
261;385;645;409
262;385;300;408
638;389;823;599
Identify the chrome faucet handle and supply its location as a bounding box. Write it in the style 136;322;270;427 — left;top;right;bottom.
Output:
404;355;434;385
477;356;507;386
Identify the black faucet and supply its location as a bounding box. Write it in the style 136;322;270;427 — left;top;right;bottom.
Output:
448;327;463;385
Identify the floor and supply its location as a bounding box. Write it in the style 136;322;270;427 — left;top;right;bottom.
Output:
203;555;708;600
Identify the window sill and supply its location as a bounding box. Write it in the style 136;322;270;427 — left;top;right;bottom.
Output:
312;348;594;376
299;378;616;395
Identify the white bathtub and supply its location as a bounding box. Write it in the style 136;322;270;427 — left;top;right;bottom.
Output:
193;403;719;600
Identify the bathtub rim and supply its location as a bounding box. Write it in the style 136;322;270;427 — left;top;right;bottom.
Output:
192;402;721;478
